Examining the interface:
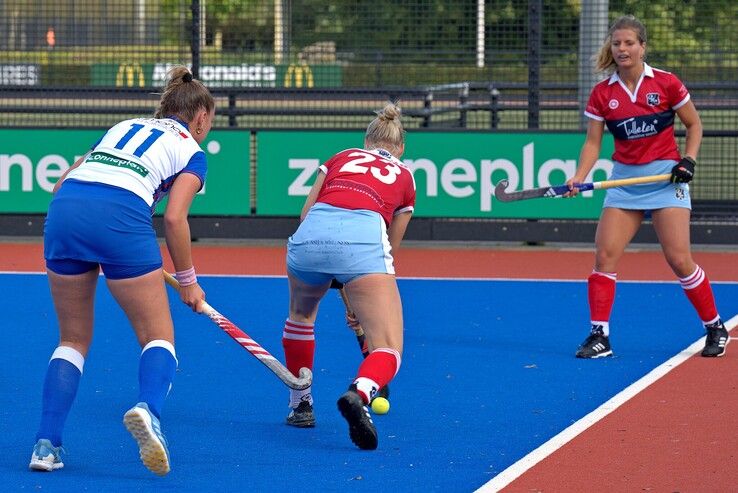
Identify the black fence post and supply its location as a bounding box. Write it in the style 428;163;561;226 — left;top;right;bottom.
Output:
228;93;237;127
459;83;469;128
527;0;541;129
489;84;500;129
423;90;433;128
191;0;201;79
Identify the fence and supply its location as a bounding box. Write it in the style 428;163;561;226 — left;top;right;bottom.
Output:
0;0;736;236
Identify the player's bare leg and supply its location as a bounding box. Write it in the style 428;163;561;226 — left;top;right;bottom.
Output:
337;274;403;450
108;269;176;475
283;274;331;427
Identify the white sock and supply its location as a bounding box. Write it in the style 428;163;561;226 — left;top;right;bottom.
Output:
289;388;312;408
592;321;610;336
353;377;380;404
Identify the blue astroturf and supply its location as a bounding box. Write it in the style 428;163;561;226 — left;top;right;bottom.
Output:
2;273;737;492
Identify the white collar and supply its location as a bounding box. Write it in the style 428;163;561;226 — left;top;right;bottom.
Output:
608;62;654;85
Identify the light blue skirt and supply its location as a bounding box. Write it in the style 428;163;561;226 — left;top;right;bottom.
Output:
603;160;690;210
287;202;394;286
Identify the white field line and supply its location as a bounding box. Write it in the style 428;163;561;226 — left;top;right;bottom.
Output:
1;270;737;286
476;313;738;493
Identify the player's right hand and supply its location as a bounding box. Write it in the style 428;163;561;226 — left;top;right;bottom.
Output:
346;311;360;329
670;156;696;183
180;283;206;312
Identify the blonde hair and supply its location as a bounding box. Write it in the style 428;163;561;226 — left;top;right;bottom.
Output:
594;15;647;74
364;103;405;156
154;66;214;120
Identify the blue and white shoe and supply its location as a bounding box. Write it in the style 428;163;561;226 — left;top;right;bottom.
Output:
29;438;64;471
123;402;171;476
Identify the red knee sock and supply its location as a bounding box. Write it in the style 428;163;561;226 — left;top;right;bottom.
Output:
353;348;400;403
588;271;616;331
680;266;720;324
282;319;315;377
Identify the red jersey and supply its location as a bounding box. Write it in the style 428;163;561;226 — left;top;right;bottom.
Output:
316;147;416;225
584;64;690;164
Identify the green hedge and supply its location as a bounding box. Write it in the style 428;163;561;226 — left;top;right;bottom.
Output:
39;64;91;86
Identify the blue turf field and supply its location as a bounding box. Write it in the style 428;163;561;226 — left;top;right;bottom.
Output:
2;274;737;492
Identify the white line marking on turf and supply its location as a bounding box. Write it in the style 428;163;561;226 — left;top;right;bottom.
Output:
1;271;737;286
0;270;47;275
400;276;738;285
202;274;738;285
476;313;738;493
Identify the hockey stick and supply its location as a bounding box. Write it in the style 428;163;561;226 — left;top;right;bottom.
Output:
163;270;312;390
337;286;369;357
494;173;671;202
336;284;390;400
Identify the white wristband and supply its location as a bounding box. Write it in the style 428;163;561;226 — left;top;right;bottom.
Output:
175;266;197;287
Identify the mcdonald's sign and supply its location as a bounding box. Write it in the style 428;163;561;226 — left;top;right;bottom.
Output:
115;63;146;88
283;64;314;88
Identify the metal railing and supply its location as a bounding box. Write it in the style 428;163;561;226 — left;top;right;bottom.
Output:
0;82;501;130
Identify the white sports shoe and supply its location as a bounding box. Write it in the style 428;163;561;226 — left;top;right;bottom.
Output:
29;438;64;471
123;402;171;476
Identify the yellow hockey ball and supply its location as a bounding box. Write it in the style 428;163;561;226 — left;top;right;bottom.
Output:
371;396;390;415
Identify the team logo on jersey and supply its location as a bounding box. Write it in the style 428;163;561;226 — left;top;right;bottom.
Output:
87;151;149;177
608;99;619;109
646;93;660;106
675;187;686;200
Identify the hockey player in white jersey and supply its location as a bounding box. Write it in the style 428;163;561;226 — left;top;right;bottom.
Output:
30;66;214;476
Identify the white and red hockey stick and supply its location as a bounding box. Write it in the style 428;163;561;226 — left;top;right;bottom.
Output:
163;270;312;390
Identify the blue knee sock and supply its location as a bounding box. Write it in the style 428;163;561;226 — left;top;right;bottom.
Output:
36;347;84;447
138;341;177;419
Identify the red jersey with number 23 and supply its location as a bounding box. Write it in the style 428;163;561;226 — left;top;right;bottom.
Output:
584;63;690;164
316;147;416;226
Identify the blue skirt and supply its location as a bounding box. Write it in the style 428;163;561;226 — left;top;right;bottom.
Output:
603;160;690;210
287;202;394;285
44;179;162;277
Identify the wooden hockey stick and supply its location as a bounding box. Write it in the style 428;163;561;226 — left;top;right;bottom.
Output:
494;173;672;202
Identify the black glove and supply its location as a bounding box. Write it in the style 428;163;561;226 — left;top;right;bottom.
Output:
670;156;696;183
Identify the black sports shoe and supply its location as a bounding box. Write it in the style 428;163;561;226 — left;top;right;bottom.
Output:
701;320;729;357
575;325;613;358
337;386;378;450
286;399;315;427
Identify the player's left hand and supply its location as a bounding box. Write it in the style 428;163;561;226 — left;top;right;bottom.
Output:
346;312;360;328
562;176;584;198
670;156;696;183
